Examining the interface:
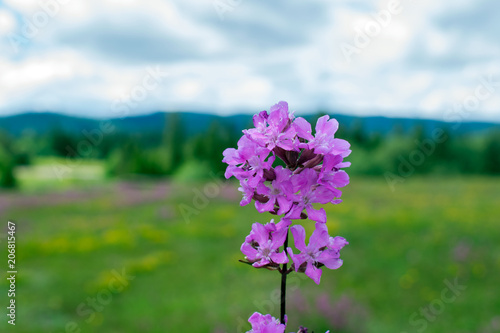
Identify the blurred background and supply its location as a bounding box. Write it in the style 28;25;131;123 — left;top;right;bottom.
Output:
0;0;499;332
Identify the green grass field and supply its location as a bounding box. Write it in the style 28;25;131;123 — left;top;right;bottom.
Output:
0;171;499;332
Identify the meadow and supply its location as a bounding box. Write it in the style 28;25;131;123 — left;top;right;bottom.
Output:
0;160;499;332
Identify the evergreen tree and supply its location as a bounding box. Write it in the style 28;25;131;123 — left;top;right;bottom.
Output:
163;113;185;174
483;130;500;174
0;131;17;188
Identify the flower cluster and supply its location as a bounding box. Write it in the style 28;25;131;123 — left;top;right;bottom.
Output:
245;312;330;333
246;312;286;333
224;102;351;332
240;219;290;269
223;101;350;283
288;223;348;284
223;101;351;223
240;218;347;284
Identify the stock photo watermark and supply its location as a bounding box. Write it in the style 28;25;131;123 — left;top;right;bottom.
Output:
443;74;499;129
8;0;72;53
401;277;466;333
178;171;225;224
212;0;245;21
236;273;309;333
6;221;17;326
385;74;499;191
340;0;403;64
53;267;135;333
384;128;448;192
52;66;169;180
111;66;169;115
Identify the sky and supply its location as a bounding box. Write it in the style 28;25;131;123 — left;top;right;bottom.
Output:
0;0;499;122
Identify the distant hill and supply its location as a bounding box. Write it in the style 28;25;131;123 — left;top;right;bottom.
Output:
0;111;498;137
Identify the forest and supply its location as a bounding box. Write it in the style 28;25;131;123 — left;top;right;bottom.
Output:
0;112;499;188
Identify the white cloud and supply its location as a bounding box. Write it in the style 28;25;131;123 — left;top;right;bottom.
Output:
0;0;498;122
2;0;40;15
0;9;16;35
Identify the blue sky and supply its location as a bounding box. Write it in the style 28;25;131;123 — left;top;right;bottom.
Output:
0;0;499;121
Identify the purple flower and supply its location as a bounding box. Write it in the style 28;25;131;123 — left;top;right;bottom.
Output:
246;312;286;333
287;168;338;223
244;101;297;151
328;235;348;251
288;223;346;284
294;115;351;156
244;218;290;243
255;166;294;215
241;220;290;268
318;154;350;195
245;153;276;187
223;135;274;187
222;101;351;220
222;135;255;168
238;179;255;206
222;103;354;332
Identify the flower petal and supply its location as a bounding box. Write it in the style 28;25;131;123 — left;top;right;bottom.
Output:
253;258;270;267
305;261;322;285
329;236;349;250
317;249;343;270
251;222;270;245
270;250;288;264
240;242;258;260
271;226;288;250
293;117;314;140
290;225;307;252
255;198;275;213
306;206;327;223
309;222;330;248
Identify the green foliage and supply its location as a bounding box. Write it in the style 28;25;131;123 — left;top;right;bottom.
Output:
163;113;185;174
0;131;18;188
50;127;78;157
106;142;169;178
173;159;213;181
0;145;16;188
483;130;500;174
184;121;237;176
345;125;500;177
2;115;500;184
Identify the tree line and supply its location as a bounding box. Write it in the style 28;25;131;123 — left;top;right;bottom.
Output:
0;113;499;188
